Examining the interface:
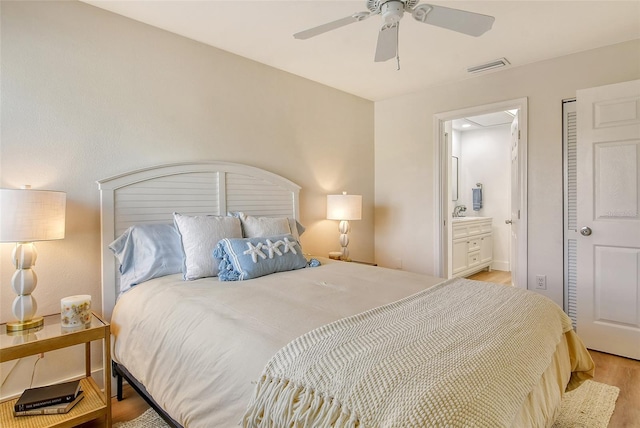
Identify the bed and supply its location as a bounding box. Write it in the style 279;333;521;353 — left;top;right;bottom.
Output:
98;162;594;428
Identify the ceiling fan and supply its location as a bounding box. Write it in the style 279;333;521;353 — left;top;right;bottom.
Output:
294;0;495;64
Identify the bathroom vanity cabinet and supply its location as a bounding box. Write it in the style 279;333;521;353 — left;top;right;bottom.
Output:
452;217;493;278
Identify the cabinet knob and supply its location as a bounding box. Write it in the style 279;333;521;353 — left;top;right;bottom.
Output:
505;219;513;224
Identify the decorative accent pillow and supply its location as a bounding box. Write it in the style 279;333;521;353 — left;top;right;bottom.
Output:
287;218;306;241
173;212;242;280
214;234;308;281
237;212;291;237
108;223;183;294
231;212;305;241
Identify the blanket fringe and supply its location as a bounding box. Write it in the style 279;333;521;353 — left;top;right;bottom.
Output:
243;375;360;428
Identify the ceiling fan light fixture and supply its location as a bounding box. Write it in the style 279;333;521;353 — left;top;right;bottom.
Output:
381;1;405;24
467;58;510;74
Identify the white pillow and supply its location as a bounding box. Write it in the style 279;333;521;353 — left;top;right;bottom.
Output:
238;212;293;238
173;213;242;280
286;218;304;242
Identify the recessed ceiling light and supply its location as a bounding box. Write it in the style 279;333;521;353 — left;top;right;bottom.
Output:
462;124;471;128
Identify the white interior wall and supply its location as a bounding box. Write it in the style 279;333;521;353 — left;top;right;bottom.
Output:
0;1;374;397
374;39;640;306
459;126;511;271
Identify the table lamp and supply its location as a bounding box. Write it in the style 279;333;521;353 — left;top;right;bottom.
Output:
326;192;362;261
0;186;66;332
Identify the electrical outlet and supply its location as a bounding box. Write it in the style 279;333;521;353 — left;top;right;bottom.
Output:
535;275;546;290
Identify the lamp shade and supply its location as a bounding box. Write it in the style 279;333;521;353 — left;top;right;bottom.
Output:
0;189;66;242
327;193;362;221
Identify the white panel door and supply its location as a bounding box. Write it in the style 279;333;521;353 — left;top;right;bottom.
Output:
577;80;640;360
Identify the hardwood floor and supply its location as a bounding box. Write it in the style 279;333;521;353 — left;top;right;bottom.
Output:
107;351;639;427
590;350;640;427
467;268;512;285
79;385;150;427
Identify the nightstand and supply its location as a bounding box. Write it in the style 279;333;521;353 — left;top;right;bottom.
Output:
350;260;378;266
326;254;377;266
0;312;111;427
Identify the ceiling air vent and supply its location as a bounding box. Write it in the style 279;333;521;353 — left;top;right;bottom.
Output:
467;58;510;74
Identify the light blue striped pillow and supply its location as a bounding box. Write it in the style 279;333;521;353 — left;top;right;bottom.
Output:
109;223;183;295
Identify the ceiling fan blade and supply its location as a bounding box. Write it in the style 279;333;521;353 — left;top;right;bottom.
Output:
294;12;371;40
374;23;398;62
412;4;495;37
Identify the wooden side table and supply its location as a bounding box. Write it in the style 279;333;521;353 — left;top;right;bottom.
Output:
0;312;111;427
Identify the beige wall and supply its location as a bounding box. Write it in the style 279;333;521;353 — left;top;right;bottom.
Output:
374;39;640;306
0;0;374;328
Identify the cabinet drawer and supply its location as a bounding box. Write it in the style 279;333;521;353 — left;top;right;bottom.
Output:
452;225;469;239
466;224;482;236
453;222;489;238
468;251;481;268
468;238;481;251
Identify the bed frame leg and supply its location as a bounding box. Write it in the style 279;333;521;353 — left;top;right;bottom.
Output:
112;361;123;401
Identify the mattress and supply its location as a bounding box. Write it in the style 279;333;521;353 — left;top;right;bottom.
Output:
110;259;593;427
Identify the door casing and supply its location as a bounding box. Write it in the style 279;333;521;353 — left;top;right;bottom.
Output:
433;97;528;288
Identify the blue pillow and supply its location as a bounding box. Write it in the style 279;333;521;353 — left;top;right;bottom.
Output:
213;234;308;281
109;223;183;294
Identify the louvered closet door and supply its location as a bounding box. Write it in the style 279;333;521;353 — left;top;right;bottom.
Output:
563;100;578;329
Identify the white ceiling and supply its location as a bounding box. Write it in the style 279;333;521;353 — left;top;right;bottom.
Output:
82;1;640;101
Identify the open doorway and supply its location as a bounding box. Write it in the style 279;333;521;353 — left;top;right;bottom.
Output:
433;98;528;289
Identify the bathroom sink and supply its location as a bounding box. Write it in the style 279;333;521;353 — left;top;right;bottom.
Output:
452;217;491;222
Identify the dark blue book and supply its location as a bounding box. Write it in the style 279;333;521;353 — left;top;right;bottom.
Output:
14;391;84;416
14;380;81;412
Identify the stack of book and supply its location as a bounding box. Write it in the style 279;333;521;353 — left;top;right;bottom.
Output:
13;380;84;416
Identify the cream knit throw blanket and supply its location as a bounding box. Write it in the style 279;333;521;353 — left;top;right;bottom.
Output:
243;279;574;427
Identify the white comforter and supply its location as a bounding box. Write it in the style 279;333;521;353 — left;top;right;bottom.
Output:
111;260;593;427
111;259;443;427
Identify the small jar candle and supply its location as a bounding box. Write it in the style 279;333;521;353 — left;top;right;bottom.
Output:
61;295;92;327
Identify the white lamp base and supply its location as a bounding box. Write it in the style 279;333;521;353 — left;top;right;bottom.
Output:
338;220;351;261
6;243;44;332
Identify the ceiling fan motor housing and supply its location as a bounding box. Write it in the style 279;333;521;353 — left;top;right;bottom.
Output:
367;0;419;14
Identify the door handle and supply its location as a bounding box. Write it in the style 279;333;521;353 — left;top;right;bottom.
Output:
505;219;513;224
580;226;592;236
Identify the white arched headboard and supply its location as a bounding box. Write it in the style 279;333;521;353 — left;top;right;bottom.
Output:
97;161;301;320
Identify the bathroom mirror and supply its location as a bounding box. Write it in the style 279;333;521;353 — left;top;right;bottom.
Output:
451;156;459;201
